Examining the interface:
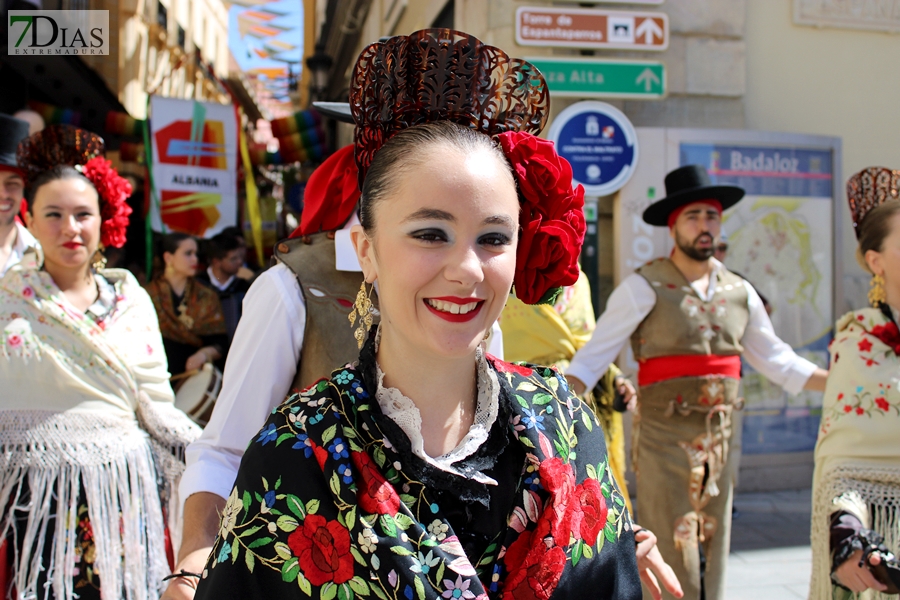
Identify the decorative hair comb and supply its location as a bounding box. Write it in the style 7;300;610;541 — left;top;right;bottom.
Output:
349;28;550;187
847;167;900;237
16;124;105;184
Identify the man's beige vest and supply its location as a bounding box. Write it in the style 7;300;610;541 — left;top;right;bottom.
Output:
274;233;379;393
630;258;749;364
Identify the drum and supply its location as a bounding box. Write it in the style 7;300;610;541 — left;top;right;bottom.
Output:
174;363;222;426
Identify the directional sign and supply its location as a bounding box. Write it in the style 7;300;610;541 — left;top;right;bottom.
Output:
517;6;668;51
527;57;665;99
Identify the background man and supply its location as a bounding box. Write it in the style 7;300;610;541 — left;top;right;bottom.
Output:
0;114;34;276
196;231;252;343
565;165;828;600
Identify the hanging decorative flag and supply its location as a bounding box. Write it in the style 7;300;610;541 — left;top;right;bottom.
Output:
149;96;239;237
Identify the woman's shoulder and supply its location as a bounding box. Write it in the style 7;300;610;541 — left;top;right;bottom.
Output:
488;355;567;390
835;307;888;334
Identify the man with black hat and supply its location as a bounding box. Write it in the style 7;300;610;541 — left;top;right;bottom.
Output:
0;114;35;277
565;164;828;600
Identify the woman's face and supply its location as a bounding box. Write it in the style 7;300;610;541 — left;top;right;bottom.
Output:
867;211;900;300
26;177;100;272
165;238;199;277
353;143;519;359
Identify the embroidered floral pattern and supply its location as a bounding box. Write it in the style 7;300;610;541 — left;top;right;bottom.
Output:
200;360;633;600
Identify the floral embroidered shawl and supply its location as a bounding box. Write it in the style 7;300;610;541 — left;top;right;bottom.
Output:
811;308;900;599
195;350;641;600
145;276;226;347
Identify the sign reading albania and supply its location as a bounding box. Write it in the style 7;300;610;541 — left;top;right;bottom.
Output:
547;101;638;196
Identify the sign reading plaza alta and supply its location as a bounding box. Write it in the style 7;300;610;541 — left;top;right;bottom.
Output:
516;6;668;51
527;57;665;99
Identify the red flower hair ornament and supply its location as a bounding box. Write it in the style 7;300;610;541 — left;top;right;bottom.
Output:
496;131;586;305
16;124;133;249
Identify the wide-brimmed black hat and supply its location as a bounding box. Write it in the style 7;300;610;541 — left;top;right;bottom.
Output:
313;101;353;123
0;114;31;170
642;164;744;226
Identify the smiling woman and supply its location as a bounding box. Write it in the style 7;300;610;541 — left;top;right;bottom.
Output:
194;29;642;600
0;125;199;600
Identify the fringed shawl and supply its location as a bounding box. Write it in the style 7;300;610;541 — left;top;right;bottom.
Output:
0;257;200;600
145;277;226;348
810;308;900;600
194;344;642;600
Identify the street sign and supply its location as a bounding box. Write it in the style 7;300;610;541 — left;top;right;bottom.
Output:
547;101;638;196
516;6;668;51
528;57;665;99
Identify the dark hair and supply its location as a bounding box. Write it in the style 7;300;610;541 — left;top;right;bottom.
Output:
857;202;900;273
160;232;195;257
207;232;244;261
24;165;96;212
359;121;514;232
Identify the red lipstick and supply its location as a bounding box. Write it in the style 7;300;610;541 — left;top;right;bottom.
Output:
424;297;485;323
62;241;83;250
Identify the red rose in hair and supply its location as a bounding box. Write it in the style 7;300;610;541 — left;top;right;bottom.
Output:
573;479;607;546
351;450;401;515
496;131;585;305
287;514;354;586
81;157;133;249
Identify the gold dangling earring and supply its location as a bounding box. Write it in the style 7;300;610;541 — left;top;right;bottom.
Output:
92;245;107;270
348;280;375;349
869;273;887;307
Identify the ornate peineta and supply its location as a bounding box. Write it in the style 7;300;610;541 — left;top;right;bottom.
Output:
16;124;105;184
349;29;549;187
847;166;900;237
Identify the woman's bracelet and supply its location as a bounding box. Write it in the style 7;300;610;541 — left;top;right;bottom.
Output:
163;569;203;583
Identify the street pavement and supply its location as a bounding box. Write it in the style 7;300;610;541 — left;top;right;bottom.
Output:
726;488;813;599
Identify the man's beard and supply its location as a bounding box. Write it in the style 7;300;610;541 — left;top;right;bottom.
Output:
675;231;715;261
0;211;16;228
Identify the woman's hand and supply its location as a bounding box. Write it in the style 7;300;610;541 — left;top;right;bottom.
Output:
634;525;683;599
184;349;209;373
834;549;888;593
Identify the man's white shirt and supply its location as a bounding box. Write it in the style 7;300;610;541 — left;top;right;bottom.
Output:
1;221;36;277
565;258;818;395
180;216;505;502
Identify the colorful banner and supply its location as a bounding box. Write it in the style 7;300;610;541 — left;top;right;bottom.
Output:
149;97;239;237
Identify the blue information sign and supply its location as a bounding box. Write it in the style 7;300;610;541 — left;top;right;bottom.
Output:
547;101;638;196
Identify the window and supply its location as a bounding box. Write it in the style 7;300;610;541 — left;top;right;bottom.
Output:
431;0;453;29
157;2;167;29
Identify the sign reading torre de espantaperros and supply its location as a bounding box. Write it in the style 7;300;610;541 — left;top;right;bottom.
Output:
794;0;900;33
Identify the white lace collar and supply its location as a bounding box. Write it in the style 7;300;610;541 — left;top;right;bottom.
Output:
373;330;500;485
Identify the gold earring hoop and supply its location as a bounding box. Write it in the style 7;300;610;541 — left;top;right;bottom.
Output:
869;273;887;307
348;281;375;349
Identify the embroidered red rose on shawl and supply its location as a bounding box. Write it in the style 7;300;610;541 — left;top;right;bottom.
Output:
857;338;873;353
491;358;535;378
287;514;354;586
573;479;607;546
869;321;900;354
876;397;890;412
495;131;585;305
503;526;567;600
351;450;401;515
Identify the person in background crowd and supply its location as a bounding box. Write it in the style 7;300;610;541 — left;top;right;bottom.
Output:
0;114;35;276
196;231;251;343
146;232;227;378
218;226;255;280
0;124;199;600
810;167;900;599
565;164;828;600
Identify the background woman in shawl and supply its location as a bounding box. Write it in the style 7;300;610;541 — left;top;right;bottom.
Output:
0;125;199;599
810;167;900;599
146;232;227;378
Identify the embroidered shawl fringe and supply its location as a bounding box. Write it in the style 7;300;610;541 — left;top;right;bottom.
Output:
810;465;900;600
0;410;193;600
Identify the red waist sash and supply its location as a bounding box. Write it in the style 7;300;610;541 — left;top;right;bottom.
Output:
637;354;742;387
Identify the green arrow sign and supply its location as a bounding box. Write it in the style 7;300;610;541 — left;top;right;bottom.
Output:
527;57;665;99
